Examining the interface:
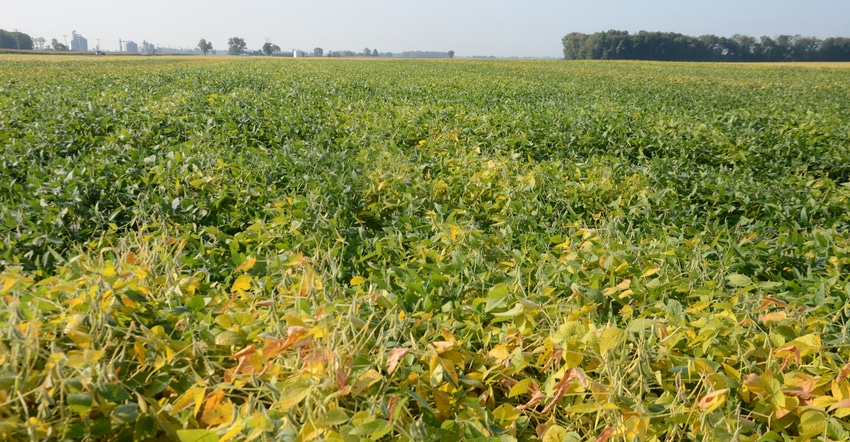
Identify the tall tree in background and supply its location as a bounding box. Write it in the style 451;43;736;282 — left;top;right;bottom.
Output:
50;38;68;51
228;37;247;55
198;39;213;55
313;47;323;57
448;50;455;58
262;42;281;56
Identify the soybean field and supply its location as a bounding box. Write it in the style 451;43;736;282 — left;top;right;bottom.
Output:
1;56;850;441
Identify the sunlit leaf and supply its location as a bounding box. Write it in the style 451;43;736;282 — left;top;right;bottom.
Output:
758;311;787;323
598;327;626;357
351;370;382;396
231;274;251;293
542;425;576;442
170;386;206;416
493;404;520;423
200;399;233;426
176;429;218;442
279;381;311;411
726;273;753;287
698;388;729;413
234;257;256;273
798;410;827;438
315;408;350;427
0;274;18;294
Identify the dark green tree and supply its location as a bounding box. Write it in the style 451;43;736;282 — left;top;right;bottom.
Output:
0;29;34;50
50;38;68;51
820;37;850;61
562;33;587;60
198;39;213;55
228;37;247;55
262;42;281;56
313;47;323;57
447;50;455;58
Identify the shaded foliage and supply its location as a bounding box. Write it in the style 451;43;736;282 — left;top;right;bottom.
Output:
0;29;34;50
563;30;850;62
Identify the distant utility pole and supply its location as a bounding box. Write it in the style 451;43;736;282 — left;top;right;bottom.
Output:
13;28;20;50
96;38;101;51
63;34;68;47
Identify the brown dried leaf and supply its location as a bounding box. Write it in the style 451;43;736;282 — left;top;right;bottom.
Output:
838;362;850;383
829;398;850;411
594;427;617;442
386;348;410;375
230;344;256;360
514;390;546;411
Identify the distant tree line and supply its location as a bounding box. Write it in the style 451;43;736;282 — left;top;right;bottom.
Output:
327;48;390;57
0;29;34;50
563;30;850;62
325;49;454;58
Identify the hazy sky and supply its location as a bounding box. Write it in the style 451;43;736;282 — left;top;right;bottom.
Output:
3;0;849;57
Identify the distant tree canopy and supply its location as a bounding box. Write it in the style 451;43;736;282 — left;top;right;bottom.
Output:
563;30;850;62
227;37;247;55
50;38;68;51
0;29;34;50
198;39;213;55
262;42;281;56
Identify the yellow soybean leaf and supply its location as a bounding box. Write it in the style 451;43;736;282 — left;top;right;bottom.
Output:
0;274;18;294
351;370;382;396
234;257;256;273
433;390;452;415
296;419;320;442
170;386;206;416
798;410;827;439
349;276;366;286
598;327;625;357
542;425;569;442
199;399;233;426
219;421;245;442
231;275;251;293
641;267;660;278
698;388;729;413
508;379;530;398
492;404;520;423
279;381;311;411
449;225;461;242
488;344;509;360
564;402;600;414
